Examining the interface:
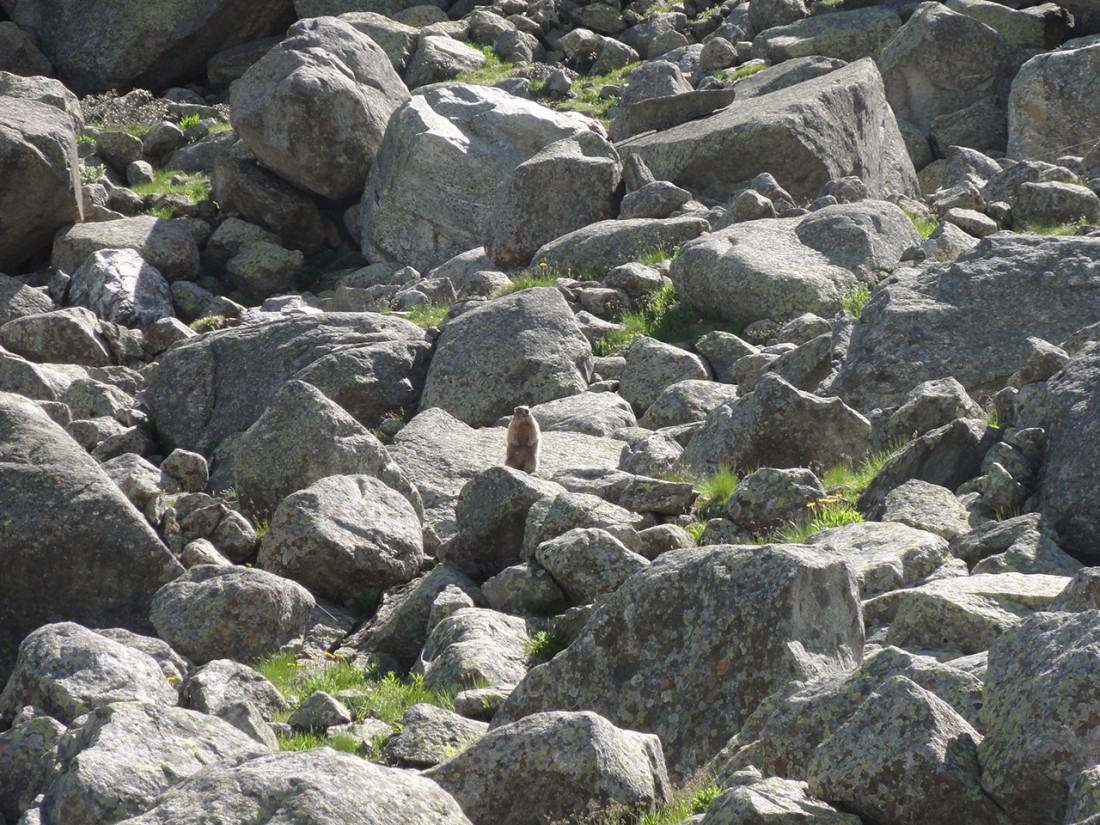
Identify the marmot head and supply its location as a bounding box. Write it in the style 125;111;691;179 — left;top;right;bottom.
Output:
514;405;531;418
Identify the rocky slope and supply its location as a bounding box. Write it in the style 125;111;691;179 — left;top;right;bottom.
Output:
2;0;1100;823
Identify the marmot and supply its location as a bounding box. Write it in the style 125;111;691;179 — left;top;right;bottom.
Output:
505;405;541;474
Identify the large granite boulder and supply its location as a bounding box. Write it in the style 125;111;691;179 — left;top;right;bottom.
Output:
0;0;295;94
0;306;113;367
493;544;864;781
143;313;430;454
426;711;670;825
231;16;409;200
0;97;81;271
753;6;902;64
827;235;1100;413
670;200;918;326
67;248;174;330
0;273;53;326
418;287;592;427
52;215;200;282
0;393;182;679
1008;42;1100;161
114;748;474;825
415;607;530;692
617;58;918;203
360;83;603;271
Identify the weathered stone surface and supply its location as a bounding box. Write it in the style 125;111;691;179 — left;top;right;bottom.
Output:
485;131;622;271
880;479;972;540
183;658;289;718
716;646;984;784
0;623;177;728
1014;181;1100;227
427;710;670;825
0;98;80;271
618;59;917;203
520;392;637;437
670;200;918;326
231;16;409;200
144;313;430;454
150;565;315;665
807;676;1007;825
360;83;601;271
753;6;901;64
67;248;174;330
619;335;711;417
881;572;1070;655
638;379;738;430
1;306;113;367
52;215;199;282
0;710;64;822
387;408;625;541
404;35;486;89
806;522;950;598
0;0;295;94
416;607;530;693
494;544;863;781
0;22;52;76
1008;42;1100;162
883;377;983;445
531;216;710;278
40;700;269;825
259;474;425;602
482;563;566;616
535;527;650;605
828;236;1100;412
980;611;1100;825
524;491;648;558
382;702;487;768
954;513;1081;576
419;287;592;427
725;467;823;536
339;11;419;74
0;394;182;678
680;374;871;475
700;770;860;825
115;748;473;825
0;274;53;326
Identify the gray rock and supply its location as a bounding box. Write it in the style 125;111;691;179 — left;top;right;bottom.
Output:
361;83;600;271
945;0;1069;50
681;373;871;475
884;377;983;445
494;544;863;781
638;379;737;430
150;565;315;666
160;449;208;493
224;242;304;302
416;607;530;692
67;248;174;330
619;180;693;220
405;35;486;89
725;467;823;536
1050;567;1100;612
0;274;54;327
1013;181;1100;228
1067;766;1100;825
532;216;710;277
962;513;1081;576
144;312;431;454
618;58;917;203
753;6;901;64
482;563;566;617
486;131;621;271
880;479;972;540
0;22;52;76
419;287;592;427
387;408;625;542
524;491;648;558
0;394;182;678
259;474;426;602
0;623;177;728
716;646;985;783
0;98;81;272
338;11;419;74
231;17;408;200
0;307;113;367
620;336;711;417
382;702;488;767
288;690;352;731
670;201;918;326
341;564;485;669
52;216;199;283
427;710;669;825
40;700;269;825
700;771;860;825
550;468;694;516
93;627;190;689
807;521;950;598
979;610;1100;825
882;572;1070;655
535;527;650;605
695;331;757;384
182;658;289;718
0;711;64;823
806;676;1006;825
749;0;808;32
829;236;1100;412
519;392;637;437
1008;42;1100;162
114;748;474;825
1041;341;1100;563
878;3;1022;147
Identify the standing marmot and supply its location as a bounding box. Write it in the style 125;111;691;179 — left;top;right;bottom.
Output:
505;405;541;473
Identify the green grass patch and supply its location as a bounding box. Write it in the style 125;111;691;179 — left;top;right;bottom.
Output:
527;629;569;663
402;304;450;328
1024;216;1089;236
179;113;201;130
275;729;363;754
149;205;176;220
684;520;707;544
189;315;228;333
131;169;210;203
636;244;679;266
688;464;740;519
593;284;701;355
820;443;900;499
455;45;517;86
840;284;871;318
493;269;564;297
903;207;939;241
776;496;864;544
585;782;724;824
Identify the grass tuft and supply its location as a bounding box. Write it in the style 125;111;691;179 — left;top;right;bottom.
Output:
775;496;864;544
131;169;210;203
593;284;701;355
840;284;871;318
1024;216;1089;236
820;444;900;499
689;464;740;519
903;208;939;240
527;629;569;663
402;304;450;328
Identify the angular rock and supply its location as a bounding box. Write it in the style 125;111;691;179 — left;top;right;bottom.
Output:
680;373;871;475
0;710;64;822
701;771;860;825
288;690;352;731
416;607;530;692
535;527;650;605
382;702;488;768
427;711;670;825
360;83;601;271
753;6;901;64
67;248;173;330
880;479;972;540
1;306;113;367
524;491;648;557
52;215;199;282
725;467;824;536
482;564;566;617
620;335;711;417
828;236;1100;412
230;16;409;200
638;379;738;430
618;58;917;203
419;287;592;427
1008;42;1100;162
520;392;637;437
493;544;863;781
0;98;81;271
532;216;710;276
883;377;983;445
150;565;315;665
144;313;430;454
404;35;486;89
0;394;182;678
182;658;289;718
0;274;54;326
807;521;950;598
40;700;269;825
258;474;425;602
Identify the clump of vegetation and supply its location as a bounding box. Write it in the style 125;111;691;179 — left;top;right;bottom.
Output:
456;45;516;86
179;112;201;130
903;207;939;240
594;284;702;355
402;303;451;328
131;168;210;203
636;244;679;266
722;62;766;83
78;163;104;186
1024;215;1090;236
584;781;724;824
776;496;864;544
686;464;740;519
820;443;900;499
189;315;228;333
493;262;570;297
840;284;872;318
527;629;570;662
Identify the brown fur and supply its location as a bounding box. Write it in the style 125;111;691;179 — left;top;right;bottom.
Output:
505;405;541;473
